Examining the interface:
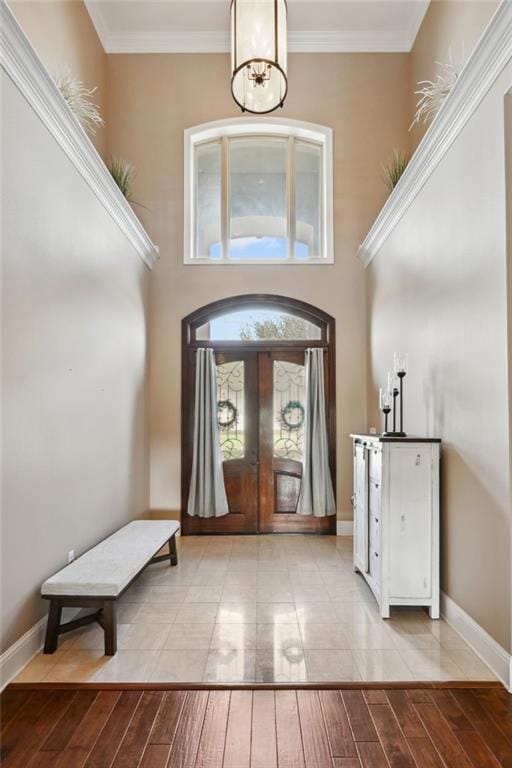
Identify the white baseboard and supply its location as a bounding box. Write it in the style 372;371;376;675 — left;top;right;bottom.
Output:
0;616;47;691
441;592;511;690
337;521;354;536
0;608;79;691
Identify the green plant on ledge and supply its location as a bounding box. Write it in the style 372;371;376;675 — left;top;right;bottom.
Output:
381;150;409;193
108;157;149;211
108;156;135;198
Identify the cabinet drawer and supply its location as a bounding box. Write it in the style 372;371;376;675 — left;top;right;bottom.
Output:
369;448;382;482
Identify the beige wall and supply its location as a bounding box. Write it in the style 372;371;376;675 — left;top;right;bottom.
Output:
106;52;410;522
409;0;499;151
1;69;150;652
506;91;512;653
8;0;108;158
366;63;512;651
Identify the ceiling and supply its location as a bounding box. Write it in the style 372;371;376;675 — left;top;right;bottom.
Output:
84;0;431;54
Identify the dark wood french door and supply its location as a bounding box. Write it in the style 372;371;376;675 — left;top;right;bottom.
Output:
183;347;334;535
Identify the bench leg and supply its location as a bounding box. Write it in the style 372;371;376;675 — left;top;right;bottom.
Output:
103;601;117;655
44;600;62;654
169;535;178;566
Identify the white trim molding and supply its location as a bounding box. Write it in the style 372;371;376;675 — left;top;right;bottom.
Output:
358;0;512;267
0;609;80;691
441;592;511;690
337;521;354;536
0;1;159;270
93;30;420;55
84;0;430;55
0;617;47;691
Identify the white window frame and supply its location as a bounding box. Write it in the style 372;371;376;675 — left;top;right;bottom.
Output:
184;117;334;265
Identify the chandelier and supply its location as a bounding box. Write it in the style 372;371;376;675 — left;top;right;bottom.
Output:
231;0;288;114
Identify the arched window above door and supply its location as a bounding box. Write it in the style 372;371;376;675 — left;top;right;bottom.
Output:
184;118;334;265
185;294;333;346
196;308;322;342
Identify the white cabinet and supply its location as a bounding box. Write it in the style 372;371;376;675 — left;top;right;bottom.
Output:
351;435;440;619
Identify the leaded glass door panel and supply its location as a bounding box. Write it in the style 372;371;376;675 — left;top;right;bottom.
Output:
215;351;258;533
258;351;332;534
184;350;258;535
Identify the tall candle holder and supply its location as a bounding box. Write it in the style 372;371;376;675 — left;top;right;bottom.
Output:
389;372;400;434
379;387;392;435
393;352;408;437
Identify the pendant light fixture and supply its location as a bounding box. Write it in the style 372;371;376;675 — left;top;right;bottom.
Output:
231;0;288;114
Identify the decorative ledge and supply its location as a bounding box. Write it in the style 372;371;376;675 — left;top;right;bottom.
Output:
358;0;512;268
0;1;159;270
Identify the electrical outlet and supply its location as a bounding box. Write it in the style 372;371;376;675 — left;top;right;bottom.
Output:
369;427;377;435
68;550;75;564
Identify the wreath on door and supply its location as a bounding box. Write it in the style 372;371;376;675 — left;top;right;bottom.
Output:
281;400;305;430
217;399;238;429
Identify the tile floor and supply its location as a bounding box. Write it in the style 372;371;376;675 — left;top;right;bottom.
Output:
16;535;497;684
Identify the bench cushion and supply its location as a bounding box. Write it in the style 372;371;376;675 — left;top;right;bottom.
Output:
41;520;180;598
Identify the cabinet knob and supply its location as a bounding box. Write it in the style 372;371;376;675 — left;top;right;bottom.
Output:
374;552;379;558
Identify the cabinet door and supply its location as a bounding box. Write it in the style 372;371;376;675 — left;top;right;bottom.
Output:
353;443;368;572
389;446;432;598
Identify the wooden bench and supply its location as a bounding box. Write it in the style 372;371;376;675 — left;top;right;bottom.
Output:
41;520;180;656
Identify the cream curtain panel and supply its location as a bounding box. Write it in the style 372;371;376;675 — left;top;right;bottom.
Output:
187;348;229;518
297;348;336;517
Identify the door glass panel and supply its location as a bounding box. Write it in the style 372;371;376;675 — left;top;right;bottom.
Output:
273;361;305;460
216;361;245;461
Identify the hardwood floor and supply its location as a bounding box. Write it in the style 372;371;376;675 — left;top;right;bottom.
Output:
1;686;511;767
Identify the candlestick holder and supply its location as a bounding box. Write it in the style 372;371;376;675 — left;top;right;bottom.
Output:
395;371;406;436
392;385;399;432
382;406;391;433
379;358;408;438
379;387;393;436
393;352;408;437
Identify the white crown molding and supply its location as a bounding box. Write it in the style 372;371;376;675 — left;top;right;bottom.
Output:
358;0;512;268
97;29;415;54
0;1;159;270
441;592;511;690
83;1;428;54
405;0;430;50
289;31;411;54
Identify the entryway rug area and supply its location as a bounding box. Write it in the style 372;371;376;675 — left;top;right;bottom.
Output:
1;686;511;767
